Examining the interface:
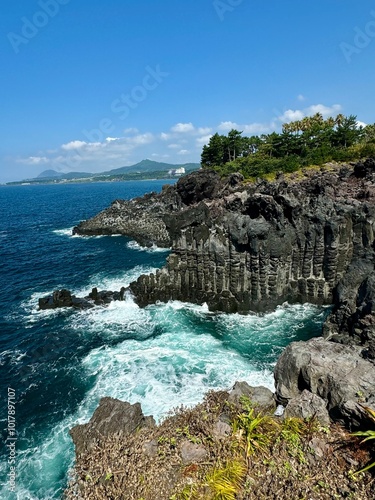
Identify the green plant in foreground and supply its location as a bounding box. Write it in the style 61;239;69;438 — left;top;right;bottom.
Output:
352;406;375;474
204;460;246;500
232;406;279;456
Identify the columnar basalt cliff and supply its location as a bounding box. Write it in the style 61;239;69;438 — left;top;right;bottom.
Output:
66;162;375;493
70;160;375;348
129;161;375;323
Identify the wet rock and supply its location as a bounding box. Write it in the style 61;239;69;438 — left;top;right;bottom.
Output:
38;289;74;309
39;286;129;311
70;397;155;457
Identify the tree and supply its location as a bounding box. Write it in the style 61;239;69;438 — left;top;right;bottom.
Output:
224;129;244;162
201;133;225;167
332;115;361;148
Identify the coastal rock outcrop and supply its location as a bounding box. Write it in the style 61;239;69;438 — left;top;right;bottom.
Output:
70;397;155;457
38;287;127;310
129;161;375;316
65;161;375;433
274;337;375;428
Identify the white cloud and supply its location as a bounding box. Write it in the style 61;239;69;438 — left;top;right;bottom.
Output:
61;140;87;151
218;121;272;135
177;149;189;155
126;133;154;145
218;121;238;131
278;109;305;123
196;134;212;146
171;122;195;133
160;132;171;141
242;123;272;135
357;120;367;128
278;103;343;124
197;127;212;135
306;103;342;117
167;143;181;149
17;156;49;165
106;137;120;142
297;94;306;102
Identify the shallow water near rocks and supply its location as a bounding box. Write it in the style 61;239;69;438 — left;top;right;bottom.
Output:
0;181;329;499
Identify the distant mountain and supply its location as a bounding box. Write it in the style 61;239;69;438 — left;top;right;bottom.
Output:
37;170;92;180
37;170;61;178
60;172;93;179
103;160;199;176
38;160;200;179
10;160;200;185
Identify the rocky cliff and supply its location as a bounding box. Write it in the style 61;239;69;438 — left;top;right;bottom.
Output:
66;162;375;498
74;161;375;344
73;183;182;247
127;161;375;332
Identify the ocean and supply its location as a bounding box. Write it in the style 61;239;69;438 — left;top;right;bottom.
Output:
0;180;329;499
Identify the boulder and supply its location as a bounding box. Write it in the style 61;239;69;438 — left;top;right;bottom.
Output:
228;381;275;410
70;397;155;456
274;338;375;428
38;289;73;309
284;390;330;426
176;169;221;205
180;441;208;464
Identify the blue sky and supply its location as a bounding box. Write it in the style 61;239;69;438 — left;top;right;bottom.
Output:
1;0;375;182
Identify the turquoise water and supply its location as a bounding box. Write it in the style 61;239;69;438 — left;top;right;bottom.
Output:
0;181;329;499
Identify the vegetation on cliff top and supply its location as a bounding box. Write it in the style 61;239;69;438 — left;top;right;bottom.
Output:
201;114;375;179
66;392;375;500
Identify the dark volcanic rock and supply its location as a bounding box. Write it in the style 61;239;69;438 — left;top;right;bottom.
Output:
274;338;375;428
353;157;375;178
69;162;375;432
176;169;221;205
38;289;74;309
72;186;181;246
324;267;375;349
228;381;275;410
130;161;375;315
284;389;330;426
70;397;155;457
38;287;128;310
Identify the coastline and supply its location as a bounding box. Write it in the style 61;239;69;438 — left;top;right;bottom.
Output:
33;164;375;496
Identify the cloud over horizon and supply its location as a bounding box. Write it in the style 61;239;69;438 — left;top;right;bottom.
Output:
11;102;352;179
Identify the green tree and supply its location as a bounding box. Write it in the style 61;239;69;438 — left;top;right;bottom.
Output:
201;133;226;167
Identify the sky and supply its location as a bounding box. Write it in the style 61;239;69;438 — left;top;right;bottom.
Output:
1;0;375;183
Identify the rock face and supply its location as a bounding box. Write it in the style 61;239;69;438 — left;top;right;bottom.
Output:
274;338;375;428
284;389;330;426
68;162;375;431
72;183;182;247
129;161;375;315
38;287;127;310
70;397;155;457
228;381;275;409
